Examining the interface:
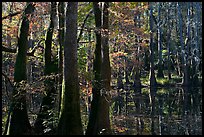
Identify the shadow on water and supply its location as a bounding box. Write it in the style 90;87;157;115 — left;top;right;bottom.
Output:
111;86;202;135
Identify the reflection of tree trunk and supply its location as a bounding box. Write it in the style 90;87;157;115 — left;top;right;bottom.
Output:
133;87;143;135
134;88;141;115
150;88;156;135
158;94;164;135
181;87;190;135
191;87;200;116
182;87;189;116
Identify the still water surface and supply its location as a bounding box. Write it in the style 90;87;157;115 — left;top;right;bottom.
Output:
111;87;202;135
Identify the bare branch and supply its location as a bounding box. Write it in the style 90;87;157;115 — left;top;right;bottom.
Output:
2;39;45;56
77;9;93;44
2;11;23;20
2;72;14;89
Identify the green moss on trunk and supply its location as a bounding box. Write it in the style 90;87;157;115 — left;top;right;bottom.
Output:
8;3;34;135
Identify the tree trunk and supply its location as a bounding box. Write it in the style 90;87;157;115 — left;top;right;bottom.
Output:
191;2;200;86
133;3;142;89
167;3;172;80
8;2;34;135
34;2;57;134
57;2;65;117
100;2;111;134
57;2;83;135
86;2;110;135
177;2;189;86
157;2;164;78
149;2;157;87
86;2;102;135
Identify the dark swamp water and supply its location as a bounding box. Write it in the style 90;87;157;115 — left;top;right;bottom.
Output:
109;87;202;135
3;85;201;135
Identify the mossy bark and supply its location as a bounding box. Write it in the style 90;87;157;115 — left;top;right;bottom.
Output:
8;3;34;135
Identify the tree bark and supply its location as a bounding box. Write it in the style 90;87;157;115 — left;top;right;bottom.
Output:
34;2;57;134
157;2;164;78
57;2;65;117
149;2;157;87
100;2;112;134
8;2;34;135
58;2;83;135
86;2;102;135
177;2;189;86
86;3;112;135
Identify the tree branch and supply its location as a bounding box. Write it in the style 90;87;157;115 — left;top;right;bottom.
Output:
77;9;93;43
2;46;16;53
2;72;14;90
2;11;22;20
28;39;45;56
2;39;45;56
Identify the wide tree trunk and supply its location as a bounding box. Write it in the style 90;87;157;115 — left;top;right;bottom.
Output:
86;2;112;135
8;2;35;135
57;2;83;135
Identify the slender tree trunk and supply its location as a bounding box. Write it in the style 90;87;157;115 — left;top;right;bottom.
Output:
185;2;191;86
177;2;189;86
34;2;57;134
157;2;164;78
149;2;157;87
86;2;102;135
191;2;199;86
58;2;83;135
57;2;65;117
8;2;35;135
133;4;142;89
174;4;182;77
100;2;111;134
167;3;172;80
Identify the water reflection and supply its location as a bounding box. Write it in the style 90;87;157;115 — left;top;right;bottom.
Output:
111;87;202;135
